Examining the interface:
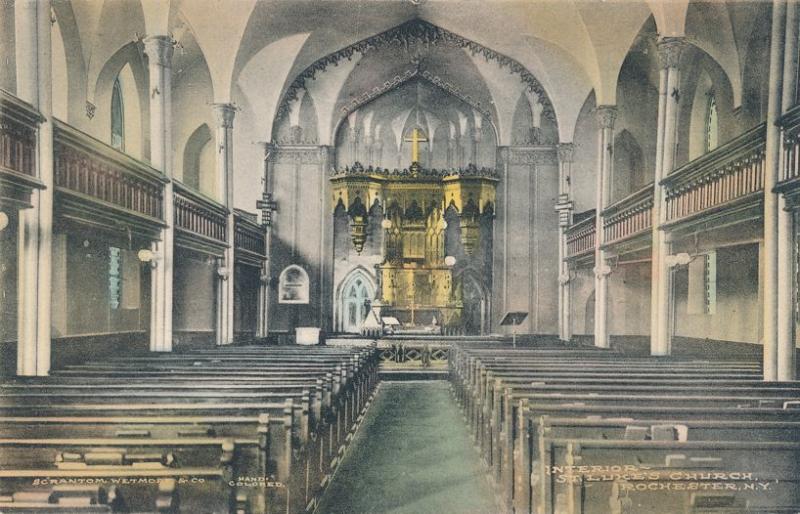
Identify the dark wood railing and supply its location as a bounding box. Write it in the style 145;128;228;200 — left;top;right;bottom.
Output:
1;90;39;178
662;124;766;223
234;210;266;258
602;184;654;245
1;90;44;208
173;182;228;244
778;104;800;185
54;120;166;221
565;214;596;259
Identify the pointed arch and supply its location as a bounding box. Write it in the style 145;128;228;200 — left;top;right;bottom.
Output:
334;266;377;333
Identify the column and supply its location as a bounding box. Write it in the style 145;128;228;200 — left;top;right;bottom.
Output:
651;37;685;356
556;143;575;342
497;146;510;319
144;35;174;352
256;143;275;338
16;0;52;375
319;145;334;331
764;0;787;380
594;106;616;349
213;103;236;346
778;0;797;380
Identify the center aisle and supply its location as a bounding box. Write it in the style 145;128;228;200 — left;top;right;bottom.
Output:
316;381;499;514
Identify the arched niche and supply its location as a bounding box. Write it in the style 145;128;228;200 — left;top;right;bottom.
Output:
278;265;310;304
612;130;646;202
182;124;216;198
94;44;148;159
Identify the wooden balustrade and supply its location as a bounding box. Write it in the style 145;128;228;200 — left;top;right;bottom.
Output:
662;124;766;223
234;211;267;258
602;184;654;245
0;91;39;178
53;120;166;224
1;90;44;209
565;214;596;259
780;104;800;183
173;182;228;245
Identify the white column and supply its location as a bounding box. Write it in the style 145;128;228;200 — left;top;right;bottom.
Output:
16;0;52;376
764;0;787;380
256;143;275;338
556;143;574;342
144;35;174;352
594;106;616;349
319;145;334;331
778;0;798;380
651;37;685;356
213;103;236;346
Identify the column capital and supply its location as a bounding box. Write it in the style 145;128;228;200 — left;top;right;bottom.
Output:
212;103;236;129
595;105;617;130
143;35;175;68
657;36;687;69
557;143;575;163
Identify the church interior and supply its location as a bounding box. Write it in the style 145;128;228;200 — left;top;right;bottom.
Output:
2;0;800;512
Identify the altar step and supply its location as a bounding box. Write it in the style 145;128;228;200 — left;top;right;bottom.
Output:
378;368;449;381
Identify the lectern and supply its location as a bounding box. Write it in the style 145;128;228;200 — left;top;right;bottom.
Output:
500;312;528;347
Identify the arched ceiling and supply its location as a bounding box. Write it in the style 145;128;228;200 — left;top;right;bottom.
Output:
53;0;771;143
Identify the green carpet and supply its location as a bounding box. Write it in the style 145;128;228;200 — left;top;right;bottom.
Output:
316;381;499;514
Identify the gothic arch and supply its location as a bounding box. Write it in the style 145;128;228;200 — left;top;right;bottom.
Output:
182;124;216;198
333;266;377;333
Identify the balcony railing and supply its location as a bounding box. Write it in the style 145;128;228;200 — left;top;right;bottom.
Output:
1;90;44;208
602;184;654;246
173;182;228;247
234;210;266;265
565;213;596;259
54;121;166;225
777;105;800;197
662;124;766;224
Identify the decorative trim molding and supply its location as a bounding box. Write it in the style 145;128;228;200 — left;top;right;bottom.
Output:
277;19;553;121
508;147;558;166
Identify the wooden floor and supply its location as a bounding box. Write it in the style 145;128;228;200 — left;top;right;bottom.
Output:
316;381;499;514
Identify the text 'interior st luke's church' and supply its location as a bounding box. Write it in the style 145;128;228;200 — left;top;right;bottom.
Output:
2;0;800;513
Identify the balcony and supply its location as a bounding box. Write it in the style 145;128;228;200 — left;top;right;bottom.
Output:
661;123;766;231
775;104;800;206
601;183;654;251
565;213;596;262
173;182;228;256
0;90;44;209
234;209;267;266
53;120;167;239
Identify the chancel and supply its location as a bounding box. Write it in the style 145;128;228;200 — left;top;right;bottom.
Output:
3;0;800;513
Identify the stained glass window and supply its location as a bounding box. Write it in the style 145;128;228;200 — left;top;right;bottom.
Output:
109;246;122;310
111;77;125;151
705;93;718;153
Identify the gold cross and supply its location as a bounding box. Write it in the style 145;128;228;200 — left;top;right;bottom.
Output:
404;128;428;164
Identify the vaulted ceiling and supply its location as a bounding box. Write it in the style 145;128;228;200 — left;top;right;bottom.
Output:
48;0;772;144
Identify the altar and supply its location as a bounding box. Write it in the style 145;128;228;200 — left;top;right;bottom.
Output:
330;128;498;334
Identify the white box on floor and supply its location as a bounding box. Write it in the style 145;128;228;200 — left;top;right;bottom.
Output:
296;327;321;345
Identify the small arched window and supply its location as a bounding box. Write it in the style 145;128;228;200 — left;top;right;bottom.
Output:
111;77;125;150
705;93;719;153
278;265;310;304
